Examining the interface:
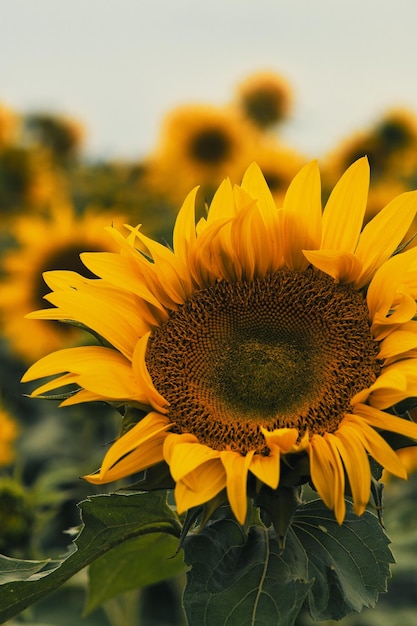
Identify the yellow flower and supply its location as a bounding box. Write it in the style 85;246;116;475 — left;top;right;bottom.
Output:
0;404;19;467
0;102;19;149
235;70;293;127
22;158;417;525
148;104;260;205
0;202;126;362
323;108;417;186
0;146;61;214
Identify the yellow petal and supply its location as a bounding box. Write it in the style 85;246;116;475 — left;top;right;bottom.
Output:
23;345;150;405
302;250;362;283
207;178;235;222
42;270;92;291
249;448;280;490
354;403;417;444
44;286;147;361
323;434;346;524
172;186;199;263
60;388;109;406
174;460;226;513
27;372;80;396
80;252;164;312
372;290;417;340
343;415;407;479
191;217;239;283
166;439;220;482
334;423;371;516
261;427;307;453
322;158;370;252
163;432;199;465
307;436;335;509
351;367;407;408
220;450;254;524
282;160;322;271
367;247;417;321
129;228;191;305
230;203;271;279
355;190;417;288
85;413;170;484
132;333;168;413
241;162;277;219
378;329;417;360
368;360;417;409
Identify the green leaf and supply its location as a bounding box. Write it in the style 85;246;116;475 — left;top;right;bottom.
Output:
183;516;312;626
86;532;185;613
290;500;394;621
0;491;181;624
183;500;394;626
0;555;57;584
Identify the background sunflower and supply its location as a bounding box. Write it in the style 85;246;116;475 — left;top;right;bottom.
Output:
0;202;127;362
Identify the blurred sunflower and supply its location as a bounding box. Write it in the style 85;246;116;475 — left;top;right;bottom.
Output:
0;102;19;150
148;104;260;205
235;70;293;128
0;403;19;466
23;158;417;525
25;112;85;162
323;108;417;187
0;202;125;362
0;146;62;215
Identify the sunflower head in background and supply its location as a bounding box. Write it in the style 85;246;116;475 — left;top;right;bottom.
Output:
24;112;85;163
235;70;293;128
0;101;20;150
23;158;417;526
322;108;417;190
146;103;260;207
0;202;126;362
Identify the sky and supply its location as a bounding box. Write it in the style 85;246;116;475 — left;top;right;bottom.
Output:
2;0;417;162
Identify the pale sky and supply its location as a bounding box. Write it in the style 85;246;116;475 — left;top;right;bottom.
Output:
2;0;417;161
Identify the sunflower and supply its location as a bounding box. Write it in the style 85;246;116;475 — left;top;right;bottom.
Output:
148;104;260;205
323;108;417;187
22;158;417;525
235;70;293;128
0;102;19;150
0;202;126;362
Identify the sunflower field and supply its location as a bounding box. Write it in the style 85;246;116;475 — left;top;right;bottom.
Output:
1;71;417;626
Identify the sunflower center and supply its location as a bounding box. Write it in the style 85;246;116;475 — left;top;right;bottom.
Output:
189;128;231;164
145;268;380;454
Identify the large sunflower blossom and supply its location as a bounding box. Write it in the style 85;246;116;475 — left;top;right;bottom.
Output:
22;158;417;525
